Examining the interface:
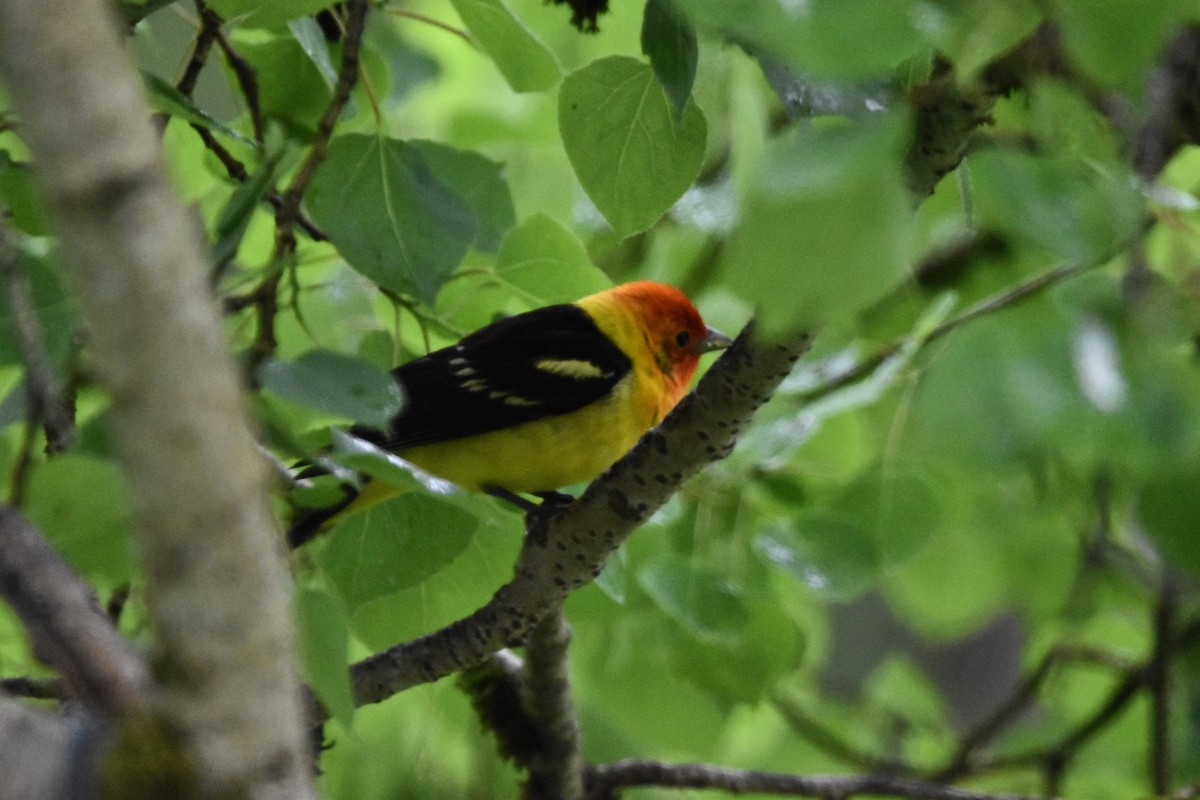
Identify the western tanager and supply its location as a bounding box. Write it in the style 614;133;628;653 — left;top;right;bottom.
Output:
288;281;729;546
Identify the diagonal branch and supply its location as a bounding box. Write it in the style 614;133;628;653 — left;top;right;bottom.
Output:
0;507;146;713
334;324;810;718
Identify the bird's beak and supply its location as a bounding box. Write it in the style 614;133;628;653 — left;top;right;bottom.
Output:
698;325;733;354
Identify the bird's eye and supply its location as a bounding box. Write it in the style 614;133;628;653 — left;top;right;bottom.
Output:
674;330;691;348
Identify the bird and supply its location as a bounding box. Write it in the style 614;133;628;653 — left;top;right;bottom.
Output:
287;281;731;547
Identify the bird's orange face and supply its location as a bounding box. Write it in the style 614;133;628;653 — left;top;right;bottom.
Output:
612;282;724;397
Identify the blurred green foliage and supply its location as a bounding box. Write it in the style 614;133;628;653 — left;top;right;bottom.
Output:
2;0;1200;798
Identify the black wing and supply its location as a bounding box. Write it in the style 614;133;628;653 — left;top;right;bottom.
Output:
354;304;632;450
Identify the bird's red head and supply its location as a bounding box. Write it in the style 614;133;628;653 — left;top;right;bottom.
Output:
606;281;731;400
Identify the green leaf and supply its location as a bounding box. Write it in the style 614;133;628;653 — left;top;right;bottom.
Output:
835;465;942;565
307;134;477;305
232;34;331;137
318;493;479;609
0;254;74;366
328;429;461;499
558;56;707;238
25;455;134;586
408;140;516;253
669;595;803;703
678;0;928;80
258;349;403;428
757;512;878;601
449;0;561;92
0;152;50;236
288;16;339;88
207;0;331;28
1138;467;1200;582
493;213;611;304
1055;0;1178;90
863;656;954;762
210;156;278;274
295;587;355;727
349;511;520;649
881;508;1007;639
925;0;1044;79
971;149;1145;265
641;0;698;116
721;117;914;332
637;556;748;646
141;73;256;147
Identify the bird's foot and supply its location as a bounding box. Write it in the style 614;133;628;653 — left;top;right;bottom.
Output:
527;491;575;546
484;487;575;545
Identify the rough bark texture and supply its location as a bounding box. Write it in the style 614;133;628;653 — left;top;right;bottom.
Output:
0;0;314;797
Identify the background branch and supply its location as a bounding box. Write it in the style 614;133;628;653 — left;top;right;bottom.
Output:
0;507;146;712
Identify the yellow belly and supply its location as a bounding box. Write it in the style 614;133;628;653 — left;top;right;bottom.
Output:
402;380;652;493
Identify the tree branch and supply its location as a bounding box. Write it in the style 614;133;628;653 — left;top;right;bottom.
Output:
522;608;584;800
793;261;1086;407
1149;579;1177;796
934;644;1138;782
0;507;146;712
459;616;585;800
1135;25;1200;181
0;222;75;469
584;760;1040;800
0;0;315;795
336;325;810;717
973;618;1200;787
771;692;912;775
0;676;64;702
255;0;368;369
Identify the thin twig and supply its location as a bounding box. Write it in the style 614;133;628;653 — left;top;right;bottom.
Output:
973;619;1200;784
584;760;1040;800
212;17;264;142
771;692;913;776
385;8;475;46
177;1;219;99
793;262;1084;406
258;0;367;369
281;0;368;207
177;3;326;245
0;675;64;701
0;221;75;484
1150;578;1176;795
934;644;1138;781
